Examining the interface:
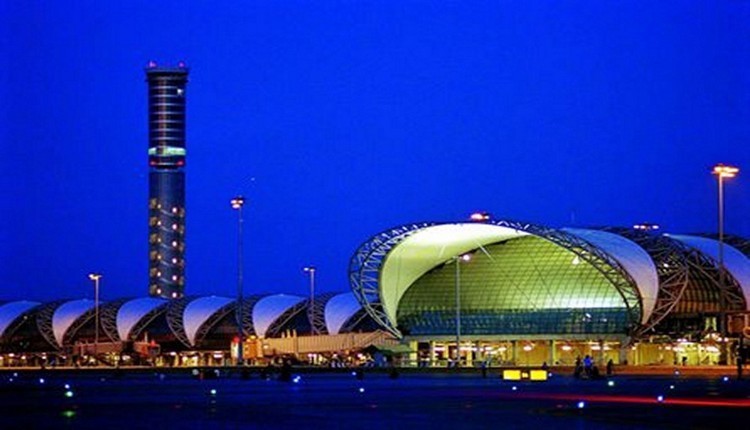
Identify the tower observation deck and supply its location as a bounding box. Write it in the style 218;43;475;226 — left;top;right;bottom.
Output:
146;62;188;299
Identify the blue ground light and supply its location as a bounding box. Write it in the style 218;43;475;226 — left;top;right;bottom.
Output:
1;370;749;429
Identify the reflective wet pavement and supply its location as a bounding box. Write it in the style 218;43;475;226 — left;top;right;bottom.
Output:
1;369;748;429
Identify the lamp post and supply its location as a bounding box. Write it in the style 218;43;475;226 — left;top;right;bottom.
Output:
87;273;102;360
713;164;739;365
303;266;317;335
230;196;245;365
454;253;471;367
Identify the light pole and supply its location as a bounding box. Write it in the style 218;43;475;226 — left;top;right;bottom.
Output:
303;266;317;335
454;253;471;367
230;196;245;365
87;273;102;360
713;164;739;365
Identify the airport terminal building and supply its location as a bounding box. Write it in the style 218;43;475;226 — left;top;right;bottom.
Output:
1;219;749;368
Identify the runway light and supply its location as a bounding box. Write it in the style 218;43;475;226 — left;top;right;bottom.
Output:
293;376;301;384
657;395;664;403
351;371;357;377
39;378;45;384
722;376;729;382
674;370;680;376
511;386;517;391
65;390;74;398
577;401;585;409
210;389;217;396
62;410;76;419
359;387;365;393
64;384;70;390
607;380;615;387
669;385;675;390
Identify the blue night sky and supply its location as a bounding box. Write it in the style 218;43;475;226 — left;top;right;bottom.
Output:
1;1;749;302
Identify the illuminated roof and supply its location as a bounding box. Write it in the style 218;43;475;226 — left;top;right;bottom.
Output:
253;294;305;338
563;228;659;324
116;297;167;341
325;293;364;335
669;235;750;308
0;301;40;337
381;223;530;328
52;299;94;347
183;296;234;346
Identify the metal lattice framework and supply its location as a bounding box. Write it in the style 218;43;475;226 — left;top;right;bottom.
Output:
698;234;750;258
192;301;237;348
677;239;746;312
165;297;192;348
0;303;44;347
349;220;644;338
98;298;129;342
602;228;690;338
63;300;122;346
349;222;437;337
339;308;372;334
239;296;264;336
128;301;170;342
265;299;310;338
35;300;66;350
309;292;338;335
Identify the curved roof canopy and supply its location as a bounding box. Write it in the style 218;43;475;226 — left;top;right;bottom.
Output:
669;235;750;308
0;301;40;338
381;223;531;328
53;299;94;347
183;296;234;346
325;293;364;335
563;228;659;324
253;294;305;338
117;297;167;341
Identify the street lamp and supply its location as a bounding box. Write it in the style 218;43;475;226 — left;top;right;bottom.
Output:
230;195;245;365
87;273;102;360
713;164;739;364
454;253;471;367
303;266;317;335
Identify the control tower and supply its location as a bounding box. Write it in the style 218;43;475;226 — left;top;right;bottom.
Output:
146;62;188;299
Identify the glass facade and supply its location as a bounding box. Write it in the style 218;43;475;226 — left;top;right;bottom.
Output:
397;236;632;336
